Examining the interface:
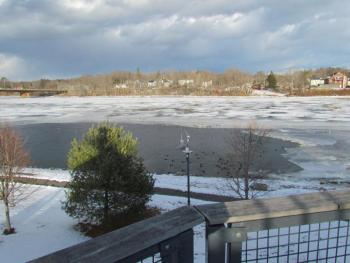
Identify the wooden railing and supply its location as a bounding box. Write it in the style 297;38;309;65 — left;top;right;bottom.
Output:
201;190;350;262
29;190;350;263
29;206;203;263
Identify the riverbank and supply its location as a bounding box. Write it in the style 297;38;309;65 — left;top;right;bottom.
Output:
14;175;236;202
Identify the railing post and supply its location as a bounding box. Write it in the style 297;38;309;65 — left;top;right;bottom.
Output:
206;224;246;263
207;224;226;263
227;224;245;263
227;239;242;263
161;229;194;263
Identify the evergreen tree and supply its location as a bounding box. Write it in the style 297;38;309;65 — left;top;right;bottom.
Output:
136;67;141;80
63;123;154;225
266;71;277;90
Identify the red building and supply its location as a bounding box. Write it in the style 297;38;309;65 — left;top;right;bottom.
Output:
325;72;348;89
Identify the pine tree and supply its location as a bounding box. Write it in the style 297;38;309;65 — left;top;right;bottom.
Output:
266;71;277;90
63;123;154;225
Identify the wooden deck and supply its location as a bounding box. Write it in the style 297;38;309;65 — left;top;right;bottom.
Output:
196;190;350;225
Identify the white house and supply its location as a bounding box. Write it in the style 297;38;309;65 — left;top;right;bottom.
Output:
310;78;325;87
202;80;213;88
178;79;194;86
159;79;172;88
147;80;157;88
115;83;128;89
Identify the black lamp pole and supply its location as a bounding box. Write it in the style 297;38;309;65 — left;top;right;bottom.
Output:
183;135;192;206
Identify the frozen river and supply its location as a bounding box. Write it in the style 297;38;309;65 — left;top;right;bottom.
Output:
1;96;350;186
1;96;350;129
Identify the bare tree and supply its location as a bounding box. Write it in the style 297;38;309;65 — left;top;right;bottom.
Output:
218;124;269;199
0;124;29;234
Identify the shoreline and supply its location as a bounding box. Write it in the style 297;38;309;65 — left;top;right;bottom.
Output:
3;94;350;98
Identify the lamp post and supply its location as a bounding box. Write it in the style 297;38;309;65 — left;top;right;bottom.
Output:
177;130;193;206
183;134;192;206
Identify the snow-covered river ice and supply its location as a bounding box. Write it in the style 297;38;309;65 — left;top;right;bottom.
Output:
1;95;350;191
1;96;350;129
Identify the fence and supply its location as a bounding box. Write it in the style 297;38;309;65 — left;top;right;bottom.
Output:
201;190;350;262
29;190;350;263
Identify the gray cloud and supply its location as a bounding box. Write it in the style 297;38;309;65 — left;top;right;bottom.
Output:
0;0;349;80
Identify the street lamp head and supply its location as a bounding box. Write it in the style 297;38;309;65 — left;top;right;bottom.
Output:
183;146;192;155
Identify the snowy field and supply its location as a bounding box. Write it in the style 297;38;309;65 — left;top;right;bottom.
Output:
1;173;348;262
0;184;210;263
22;167;345;198
0;186;88;262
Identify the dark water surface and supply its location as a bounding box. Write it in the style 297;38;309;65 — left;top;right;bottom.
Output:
15;123;301;176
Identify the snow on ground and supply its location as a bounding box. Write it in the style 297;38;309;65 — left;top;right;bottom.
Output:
0;183;210;263
0;185;88;263
21;168;344;199
251;89;286;97
154;173;340;198
271;129;350;183
1;172;348;262
23;168;72;182
1;96;350;129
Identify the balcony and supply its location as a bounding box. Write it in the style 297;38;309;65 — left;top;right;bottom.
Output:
29;190;350;263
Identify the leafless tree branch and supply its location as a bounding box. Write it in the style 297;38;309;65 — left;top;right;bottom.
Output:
217;123;269;199
0;123;30;234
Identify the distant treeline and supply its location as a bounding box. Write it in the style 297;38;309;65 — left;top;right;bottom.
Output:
1;67;349;96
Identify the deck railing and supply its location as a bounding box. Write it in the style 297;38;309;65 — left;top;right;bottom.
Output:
201;190;350;262
29;190;350;263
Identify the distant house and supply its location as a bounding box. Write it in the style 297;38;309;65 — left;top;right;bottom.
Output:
159;79;172;88
178;79;194;86
310;78;325;87
115;83;128;89
134;80;144;89
202;80;213;88
325;72;348;89
147;80;157;88
348;78;350;88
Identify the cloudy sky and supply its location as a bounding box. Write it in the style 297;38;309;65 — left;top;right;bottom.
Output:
0;0;349;80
